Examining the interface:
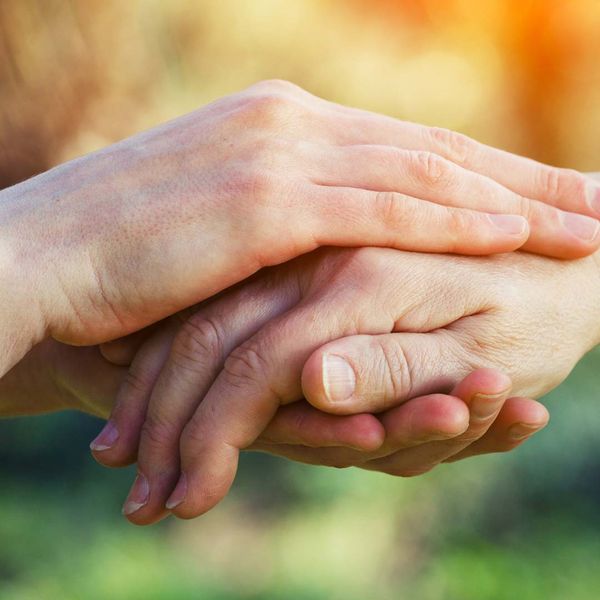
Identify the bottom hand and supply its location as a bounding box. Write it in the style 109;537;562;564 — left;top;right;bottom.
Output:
253;369;549;475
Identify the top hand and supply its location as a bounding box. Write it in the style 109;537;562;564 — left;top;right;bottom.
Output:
2;80;599;376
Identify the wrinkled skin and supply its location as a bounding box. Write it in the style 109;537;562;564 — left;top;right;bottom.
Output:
92;245;600;523
0;337;545;523
2;80;600;378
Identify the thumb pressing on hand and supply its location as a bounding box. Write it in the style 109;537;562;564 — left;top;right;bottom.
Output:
301;330;471;415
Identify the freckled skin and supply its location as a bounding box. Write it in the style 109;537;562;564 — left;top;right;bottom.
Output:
1;80;598;380
0;81;599;524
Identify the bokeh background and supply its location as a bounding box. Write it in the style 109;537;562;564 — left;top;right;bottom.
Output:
1;0;599;598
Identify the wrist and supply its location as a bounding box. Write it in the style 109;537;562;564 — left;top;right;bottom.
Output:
0;183;51;375
0;162;104;351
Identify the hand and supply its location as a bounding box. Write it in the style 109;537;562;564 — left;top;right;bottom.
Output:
94;244;593;522
0;333;546;514
0;340;124;418
0;332;540;509
251;370;549;476
97;320;546;525
3;80;600;376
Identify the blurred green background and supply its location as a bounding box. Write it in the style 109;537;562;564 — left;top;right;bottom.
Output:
1;1;599;598
1;352;600;599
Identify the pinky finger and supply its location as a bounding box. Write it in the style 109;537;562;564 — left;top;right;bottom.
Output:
443;397;549;462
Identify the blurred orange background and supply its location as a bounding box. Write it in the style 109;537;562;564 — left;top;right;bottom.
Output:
1;2;600;599
1;0;599;192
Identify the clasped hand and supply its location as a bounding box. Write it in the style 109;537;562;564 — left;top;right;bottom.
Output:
4;80;599;526
92;245;600;524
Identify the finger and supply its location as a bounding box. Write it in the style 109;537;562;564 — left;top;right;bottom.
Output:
99;326;159;366
252;370;509;468
330;112;600;220
255;391;468;453
250;394;549;476
259;401;385;452
54;344;126;419
307;183;529;256
90;323;178;467
121;273;300;525
248;441;356;468
250;392;470;468
302;330;468;415
360;369;513;476
310;145;599;258
177;370;468;517
443;397;550;462
163;293;399;520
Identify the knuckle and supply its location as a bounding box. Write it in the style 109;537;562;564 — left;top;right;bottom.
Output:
227;167;280;206
410;151;454;187
378;340;414;407
179;420;218;456
179;422;205;452
517;194;533;221
222;340;270;391
428;127;476;166
538;166;587;201
141;414;177;450
428;207;475;254
538;167;564;199
446;207;477;240
170;315;223;375
341;247;389;283
122;366;153;398
242;90;299;129
374;190;411;230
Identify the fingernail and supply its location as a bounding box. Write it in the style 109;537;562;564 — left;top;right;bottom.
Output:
488;214;528;236
508;423;541;440
122;472;150;516
561;212;600;242
166;473;187;510
471;392;505;420
586;183;600;216
322;354;356;403
90;420;119;451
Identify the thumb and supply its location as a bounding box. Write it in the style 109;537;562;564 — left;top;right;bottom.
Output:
301;331;469;415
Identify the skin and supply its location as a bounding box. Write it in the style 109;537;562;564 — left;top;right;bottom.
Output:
0;339;544;498
0;74;597;528
90;243;600;524
0;341;125;419
1;80;600;380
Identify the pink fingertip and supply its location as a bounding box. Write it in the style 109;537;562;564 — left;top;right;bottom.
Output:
122;472;150;516
90;420;119;452
166;473;188;510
